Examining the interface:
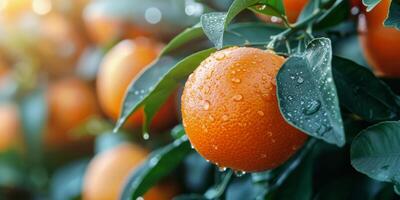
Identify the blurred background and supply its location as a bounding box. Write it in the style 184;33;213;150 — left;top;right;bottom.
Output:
0;0;370;199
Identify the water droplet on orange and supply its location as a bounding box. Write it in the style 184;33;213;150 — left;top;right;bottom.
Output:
222;115;229;121
257;111;265;116
231;77;241;83
232;94;243;101
203;100;210;110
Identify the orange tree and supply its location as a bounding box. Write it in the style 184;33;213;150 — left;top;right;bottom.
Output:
111;0;400;199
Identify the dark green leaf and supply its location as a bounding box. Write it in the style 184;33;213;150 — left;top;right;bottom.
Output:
395;184;400;195
204;170;233;199
362;0;382;11
332;56;399;121
351;121;400;187
120;135;192;200
160;24;204;55
250;0;286;18
384;0;400;30
299;0;349;29
267;152;313;200
173;194;208;200
50;159;89;200
277;38;345;146
0;150;26;187
226;176;267;200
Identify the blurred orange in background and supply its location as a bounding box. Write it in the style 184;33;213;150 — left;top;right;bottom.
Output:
97;38;178;131
45;77;98;149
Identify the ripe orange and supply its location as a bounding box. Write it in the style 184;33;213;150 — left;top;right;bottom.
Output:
181;47;308;172
283;0;308;23
256;0;307;24
97;38;178;131
45;78;98;148
0;103;21;151
358;0;400;77
83;143;178;200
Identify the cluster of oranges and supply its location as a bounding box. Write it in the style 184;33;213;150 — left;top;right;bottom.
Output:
0;0;398;199
0;0;184;199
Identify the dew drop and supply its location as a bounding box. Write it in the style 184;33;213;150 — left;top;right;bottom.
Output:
316;124;331;136
134;90;139;95
304;100;321;115
215;52;226;60
222;115;229;121
271;138;276;143
297;77;304;84
203;100;210;110
136;197;144;200
232;94;243;101
191;145;195;149
234;170;246;177
217;166;227;172
209;115;215;122
231;77;241;83
267;131;273;137
143;132;150;140
213;145;218;150
257;111;265;116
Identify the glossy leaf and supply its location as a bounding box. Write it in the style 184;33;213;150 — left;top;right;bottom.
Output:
362;0;382;11
250;0;286;19
299;0;349;29
120;135;192;200
201;0;261;48
332;56;400;121
226;176;267;200
267;152;313;200
384;0;400;30
277;38;345;146
351;121;400;189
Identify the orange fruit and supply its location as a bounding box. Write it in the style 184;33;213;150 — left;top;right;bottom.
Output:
45;78;98;147
0;103;21;151
358;0;400;77
283;0;308;23
181;47;308;172
256;0;307;24
97;38;178;131
83;143;179;200
37;13;86;76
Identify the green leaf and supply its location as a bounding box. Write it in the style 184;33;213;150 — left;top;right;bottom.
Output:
19;89;47;161
268;152;313;200
250;0;286;18
332;56;399;121
0;150;26;187
201;0;261;48
204;170;233;199
173;194;208;200
120;135;192;200
351;121;400;187
226;176;267;200
277;38;345;146
362;0;382;11
160;24;204;55
94;132;131;154
115;23;282;133
201;12;227;49
50;159;89;200
299;0;349;29
384;0;400;30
